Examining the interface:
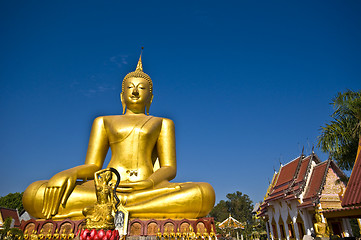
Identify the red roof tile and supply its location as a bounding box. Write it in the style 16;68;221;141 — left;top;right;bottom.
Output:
296;157;311;182
342;138;361;207
266;192;285;202
303;161;328;200
275;157;301;186
298;198;315;208
265;154;315;203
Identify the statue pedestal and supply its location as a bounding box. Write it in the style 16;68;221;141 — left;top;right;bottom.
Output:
20;217;216;238
127;218;215;236
20;219;84;237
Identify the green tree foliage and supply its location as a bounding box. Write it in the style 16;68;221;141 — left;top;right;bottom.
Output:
0;217;23;240
209;200;228;222
318;90;361;171
0;192;24;213
210;191;254;224
209;191;255;239
225;192;254;226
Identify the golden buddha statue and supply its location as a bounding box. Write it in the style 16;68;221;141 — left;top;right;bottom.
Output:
314;212;329;238
23;53;215;220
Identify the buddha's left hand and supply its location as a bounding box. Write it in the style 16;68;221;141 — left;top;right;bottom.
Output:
116;179;153;192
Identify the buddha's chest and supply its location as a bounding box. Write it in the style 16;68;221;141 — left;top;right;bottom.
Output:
104;116;162;144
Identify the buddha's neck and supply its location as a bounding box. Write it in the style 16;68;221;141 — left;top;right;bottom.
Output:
125;109;146;115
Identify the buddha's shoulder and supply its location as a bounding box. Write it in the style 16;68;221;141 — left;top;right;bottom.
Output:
93;115;120;122
158;117;174;126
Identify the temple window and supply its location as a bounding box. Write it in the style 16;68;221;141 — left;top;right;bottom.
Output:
279;224;286;239
272;224;278;239
287;223;295;239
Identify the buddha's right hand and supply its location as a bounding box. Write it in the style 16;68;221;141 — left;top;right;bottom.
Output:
42;170;77;219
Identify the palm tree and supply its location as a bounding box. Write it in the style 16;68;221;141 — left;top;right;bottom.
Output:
0;217;23;240
317;90;361;171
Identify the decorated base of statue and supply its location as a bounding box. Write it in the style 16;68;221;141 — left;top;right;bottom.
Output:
127;218;215;237
20;219;84;239
20;217;216;239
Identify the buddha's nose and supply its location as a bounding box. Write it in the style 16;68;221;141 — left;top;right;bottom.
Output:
132;88;139;96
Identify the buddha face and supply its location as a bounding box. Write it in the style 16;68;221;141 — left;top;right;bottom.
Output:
121;77;153;114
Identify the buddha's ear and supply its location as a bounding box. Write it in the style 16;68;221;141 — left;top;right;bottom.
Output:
120;92;126;114
146;94;153;116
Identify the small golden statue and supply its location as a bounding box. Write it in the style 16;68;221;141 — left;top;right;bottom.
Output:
30;230;38;240
38;229;44;240
24;230;29;240
60;229;68;240
163;231;169;240
202;228;209;240
156;228;163;240
209;228;216;240
53;229;59;240
170;228;176;240
68;229;74;239
176;228;182;240
314;212;329;238
46;229;52;240
196;227;202;240
23;230;29;240
189;226;195;240
83;168;120;230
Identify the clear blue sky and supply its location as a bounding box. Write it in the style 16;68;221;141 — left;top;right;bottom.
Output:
1;1;360;205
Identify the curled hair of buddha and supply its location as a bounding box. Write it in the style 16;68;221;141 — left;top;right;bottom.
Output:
122;55;153;93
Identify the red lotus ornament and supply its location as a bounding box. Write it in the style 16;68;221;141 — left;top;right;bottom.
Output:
98;229;105;240
81;229;90;240
106;230;112;239
81;229;120;240
90;229;97;239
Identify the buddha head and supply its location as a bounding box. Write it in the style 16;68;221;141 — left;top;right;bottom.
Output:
315;212;322;223
101;170;112;183
121;55;153;115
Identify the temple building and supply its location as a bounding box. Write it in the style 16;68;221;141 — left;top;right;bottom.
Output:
218;214;245;230
0;207;21;229
258;152;354;240
218;214;244;240
322;139;361;231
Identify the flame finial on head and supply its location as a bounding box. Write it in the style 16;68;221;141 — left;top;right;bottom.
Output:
122;47;152;93
121;47;153;115
135;47;144;72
